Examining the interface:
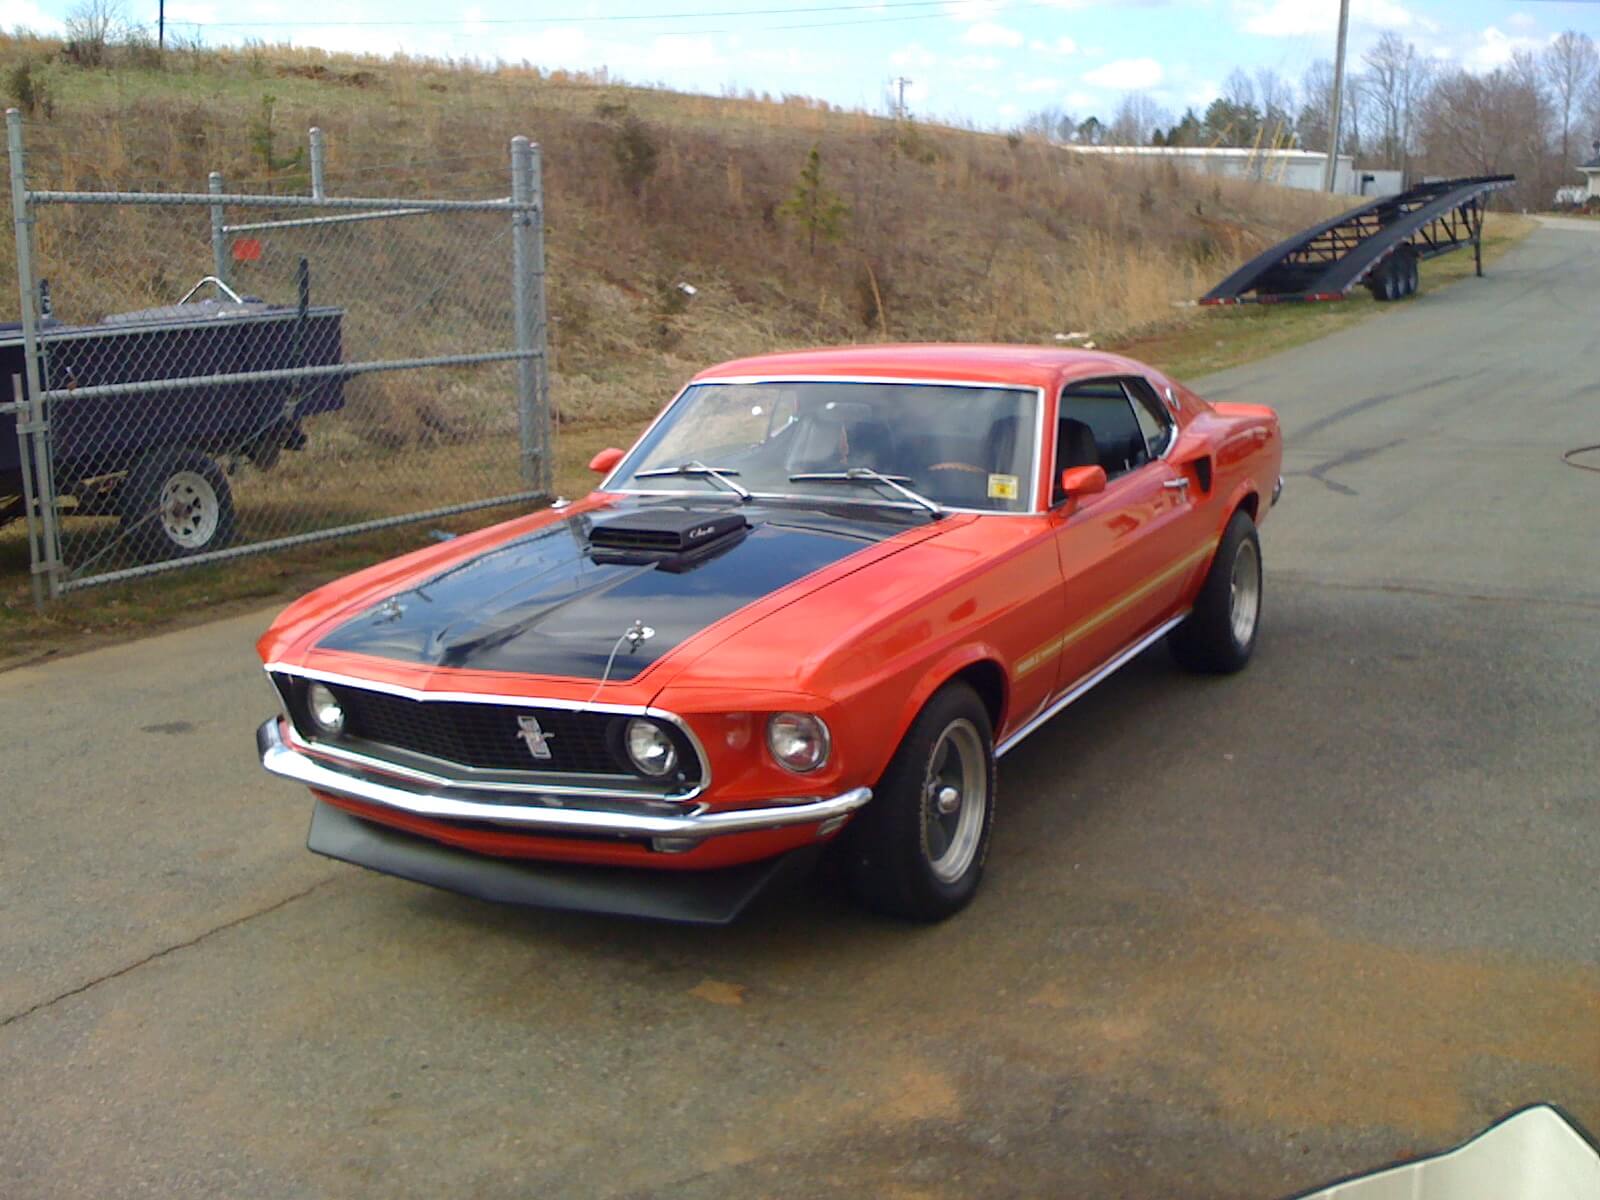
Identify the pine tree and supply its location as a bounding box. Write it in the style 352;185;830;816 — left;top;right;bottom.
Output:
779;143;849;256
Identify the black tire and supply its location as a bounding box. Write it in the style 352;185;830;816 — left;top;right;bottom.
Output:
119;446;236;562
1168;509;1262;674
1369;257;1401;302
1405;252;1421;296
846;682;996;922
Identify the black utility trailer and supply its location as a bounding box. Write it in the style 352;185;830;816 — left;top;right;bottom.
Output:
1201;175;1517;306
2;276;344;560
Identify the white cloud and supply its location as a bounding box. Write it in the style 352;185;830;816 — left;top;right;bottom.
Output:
1463;26;1548;72
890;42;940;69
1082;57;1165;89
962;21;1024;48
1506;12;1538;33
953;54;1003;72
1236;0;1435;38
1018;76;1065;93
7;0;62;33
1028;36;1079;56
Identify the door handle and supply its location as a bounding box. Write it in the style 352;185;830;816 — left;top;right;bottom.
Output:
1162;478;1190;492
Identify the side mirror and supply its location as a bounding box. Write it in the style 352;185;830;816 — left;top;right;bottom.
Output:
588;447;625;476
1059;465;1106;498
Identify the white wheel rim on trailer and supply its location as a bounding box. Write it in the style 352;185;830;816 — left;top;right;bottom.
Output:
159;470;220;549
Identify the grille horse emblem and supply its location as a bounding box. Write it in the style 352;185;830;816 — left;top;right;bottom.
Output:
515;714;556;761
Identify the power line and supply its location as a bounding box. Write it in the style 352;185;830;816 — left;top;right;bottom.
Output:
183;0;962;30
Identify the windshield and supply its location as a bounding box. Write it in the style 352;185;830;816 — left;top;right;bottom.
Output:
611;381;1039;513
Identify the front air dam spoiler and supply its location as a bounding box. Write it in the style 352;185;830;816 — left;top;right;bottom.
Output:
306;801;823;925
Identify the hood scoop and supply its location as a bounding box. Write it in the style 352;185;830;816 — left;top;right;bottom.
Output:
588;508;750;572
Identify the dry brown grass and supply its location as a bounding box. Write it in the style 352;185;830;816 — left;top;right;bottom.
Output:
1;33;1351;443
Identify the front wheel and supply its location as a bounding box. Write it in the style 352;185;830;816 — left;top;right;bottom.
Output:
846;682;996;922
1168;509;1262;674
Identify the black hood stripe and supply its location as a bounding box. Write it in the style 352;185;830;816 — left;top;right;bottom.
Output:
315;500;917;680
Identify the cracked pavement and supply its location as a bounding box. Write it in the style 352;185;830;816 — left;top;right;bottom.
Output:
2;218;1597;1198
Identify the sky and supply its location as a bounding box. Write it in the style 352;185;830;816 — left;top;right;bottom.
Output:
9;0;1600;127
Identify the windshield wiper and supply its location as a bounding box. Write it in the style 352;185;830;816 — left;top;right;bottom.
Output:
788;467;944;517
634;460;751;501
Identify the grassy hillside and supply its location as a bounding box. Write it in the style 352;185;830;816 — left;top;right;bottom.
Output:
0;36;1353;418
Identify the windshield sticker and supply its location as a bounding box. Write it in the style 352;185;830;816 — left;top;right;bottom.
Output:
987;474;1019;501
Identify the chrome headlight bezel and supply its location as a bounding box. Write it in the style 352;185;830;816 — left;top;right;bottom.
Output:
305;682;346;738
766;712;831;774
624;717;679;778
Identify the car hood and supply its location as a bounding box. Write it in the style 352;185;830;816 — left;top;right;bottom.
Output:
311;497;936;683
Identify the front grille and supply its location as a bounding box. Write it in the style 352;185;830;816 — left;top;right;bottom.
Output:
275;675;702;785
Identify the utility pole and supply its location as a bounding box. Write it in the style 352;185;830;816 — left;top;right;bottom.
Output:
1322;0;1350;192
158;0;165;51
892;76;912;120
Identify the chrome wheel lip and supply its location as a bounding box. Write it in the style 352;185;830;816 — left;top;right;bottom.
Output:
159;469;220;549
922;717;987;885
1229;537;1261;648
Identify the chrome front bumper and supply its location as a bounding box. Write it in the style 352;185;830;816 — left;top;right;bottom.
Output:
257;719;871;842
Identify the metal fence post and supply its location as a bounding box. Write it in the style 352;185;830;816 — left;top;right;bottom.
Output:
309;126;326;200
7;107;63;600
208;170;229;286
11;375;42;609
510;135;547;490
529;142;550;494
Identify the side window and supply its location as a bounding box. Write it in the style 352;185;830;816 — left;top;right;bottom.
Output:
1123;377;1175;459
1059;379;1149;483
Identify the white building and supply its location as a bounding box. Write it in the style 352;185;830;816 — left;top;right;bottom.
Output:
1060;145;1404;198
1580;145;1600;201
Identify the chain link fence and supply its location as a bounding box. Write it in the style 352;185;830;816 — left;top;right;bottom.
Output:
4;108;550;603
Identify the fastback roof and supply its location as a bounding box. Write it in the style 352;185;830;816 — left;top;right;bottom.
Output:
693;343;1148;390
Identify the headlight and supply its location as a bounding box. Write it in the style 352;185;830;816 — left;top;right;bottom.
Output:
624;718;678;777
766;712;830;773
306;683;345;737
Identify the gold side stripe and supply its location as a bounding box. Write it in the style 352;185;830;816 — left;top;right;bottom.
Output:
1014;537;1220;679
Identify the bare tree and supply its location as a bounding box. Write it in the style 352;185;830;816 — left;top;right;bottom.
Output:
1544;31;1599;171
1297;59;1335;152
1021;105;1075;143
1106;92;1169;146
63;0;125;66
1420;61;1550;207
1223;69;1255;114
1362;33;1431;170
1254;68;1296;136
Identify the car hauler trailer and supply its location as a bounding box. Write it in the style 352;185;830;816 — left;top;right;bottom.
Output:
1201;175;1517;306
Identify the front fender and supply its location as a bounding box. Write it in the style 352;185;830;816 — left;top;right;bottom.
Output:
867;643;1010;782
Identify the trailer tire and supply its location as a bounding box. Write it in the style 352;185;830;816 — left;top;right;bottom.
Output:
1404;252;1421;296
120;447;236;562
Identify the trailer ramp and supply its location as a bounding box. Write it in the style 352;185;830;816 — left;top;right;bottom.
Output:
1201;175;1516;305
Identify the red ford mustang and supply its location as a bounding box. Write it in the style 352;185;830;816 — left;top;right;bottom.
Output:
256;345;1282;923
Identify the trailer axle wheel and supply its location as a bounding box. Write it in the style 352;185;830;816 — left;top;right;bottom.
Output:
120;447;236;562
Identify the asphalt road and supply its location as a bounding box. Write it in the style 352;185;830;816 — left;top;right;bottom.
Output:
3;219;1597;1199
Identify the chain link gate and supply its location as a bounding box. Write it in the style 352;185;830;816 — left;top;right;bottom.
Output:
4;108;551;601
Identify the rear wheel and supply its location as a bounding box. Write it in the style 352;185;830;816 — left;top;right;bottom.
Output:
119;447;236;562
847;682;996;922
1168;509;1262;674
